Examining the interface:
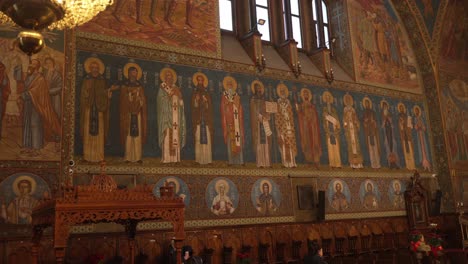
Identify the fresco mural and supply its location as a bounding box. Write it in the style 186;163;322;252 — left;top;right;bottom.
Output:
388;179;405;210
348;0;422;92
327;179;351;212
153;176;190;207
0;28;64;161
73;51;434;171
0;173;50;224
250;178;281;216
415;0;440;36
206;177;239;216
439;0;468;72
77;0;219;57
359;179;381;210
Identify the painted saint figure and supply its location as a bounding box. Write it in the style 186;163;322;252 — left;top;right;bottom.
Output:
362;181;378;210
211;179;235;216
397;103;416;170
255;180;278;215
43;57;63;119
20;59;61;157
413;105;431;171
119;63;147;163
80;57;111;162
362;97;381;169
220;76;244;165
322;91;342;168
380;100;399;168
250;80;272;168
1;178;38;224
331;181;348;212
275;84;297;168
295;88;322;167
0;61;11;140
191;72;213;165
391;180;404;209
157;68;186;163
342;94;363;168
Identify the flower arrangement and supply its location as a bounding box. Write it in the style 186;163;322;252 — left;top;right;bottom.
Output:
409;230;423;252
236;250;251;264
409;230;443;256
426;233;444;257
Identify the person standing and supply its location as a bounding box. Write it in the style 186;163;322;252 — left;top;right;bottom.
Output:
43;57;62;119
304;240;328;264
397;103;416;170
362;97;381;169
21;59;61;157
220;76;244;165
322;91;341;168
191;72;213;165
119;63;147;163
380;100;399;168
157;67;186;163
275;84;297;168
295;88;322;168
250;80;272;168
342;94;363;168
413;105;431;171
80;57;111;162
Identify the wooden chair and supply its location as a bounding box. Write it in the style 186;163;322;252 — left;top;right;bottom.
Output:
288;240;302;264
275;242;287;264
222;246;233;264
459;212;468;249
201;247;214;264
259;243;270;264
358;224;374;264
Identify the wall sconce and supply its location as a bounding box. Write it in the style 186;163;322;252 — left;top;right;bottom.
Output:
258;19;266;25
325;68;334;84
256;54;266;71
292;61;302;78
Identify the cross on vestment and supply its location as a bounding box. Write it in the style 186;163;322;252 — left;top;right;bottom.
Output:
173;122;178;130
172;101;178;111
235;132;241;143
234;109;239;119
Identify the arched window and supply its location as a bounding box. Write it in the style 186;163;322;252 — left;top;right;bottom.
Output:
312;0;330;48
283;0;303;48
219;0;234;31
256;0;271;41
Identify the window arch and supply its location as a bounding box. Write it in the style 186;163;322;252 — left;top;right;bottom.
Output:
283;0;303;48
256;0;271;41
312;0;330;48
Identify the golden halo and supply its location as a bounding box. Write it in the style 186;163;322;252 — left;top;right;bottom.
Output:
215;179;230;194
333;180;344;192
397;102;406;113
300;88;312;102
413;105;422;116
84;57;105;75
364;180;374;190
123;62;143;80
165;177;180;193
322;91;334;103
362;97;372;109
393;180;401;190
276;83;289;98
192;72;208;87
343;94;354;106
223;76;237;91
160;67;177;83
12;175;37;196
251;80;265;95
259;179;273;193
380;99;389;109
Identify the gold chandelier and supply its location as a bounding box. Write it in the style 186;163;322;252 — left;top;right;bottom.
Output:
0;0;113;54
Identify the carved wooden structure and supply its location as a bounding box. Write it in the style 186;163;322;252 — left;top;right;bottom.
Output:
31;171;185;264
405;171;431;230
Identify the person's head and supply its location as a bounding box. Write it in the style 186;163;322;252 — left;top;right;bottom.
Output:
308;240;323;257
44;57;55;69
382;101;388;110
394;182;401;192
366;182;373;192
196;75;205;90
90;62;100;78
219;183;225;195
128;67;138;81
165;71;174;85
364;99;370;109
27;59;40;75
182;245;193;260
17;180;32;195
398;104;405;113
262;182;270;194
335;182;342;193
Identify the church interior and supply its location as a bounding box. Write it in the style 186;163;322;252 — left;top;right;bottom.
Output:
0;0;467;263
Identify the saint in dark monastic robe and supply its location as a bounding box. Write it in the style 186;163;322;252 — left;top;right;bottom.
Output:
191;72;214;165
296;88;322;167
80;57;110;162
397;103;416;170
380;100;399;169
119;64;147;163
250;80;272;168
362;97;380;169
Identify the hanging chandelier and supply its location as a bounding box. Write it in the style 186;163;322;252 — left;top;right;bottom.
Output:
0;0;113;55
